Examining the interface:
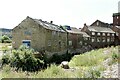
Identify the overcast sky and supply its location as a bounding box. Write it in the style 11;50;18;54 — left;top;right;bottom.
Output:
0;0;119;29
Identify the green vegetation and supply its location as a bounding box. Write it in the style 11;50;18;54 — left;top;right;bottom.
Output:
46;52;72;64
1;45;44;72
0;45;119;78
69;48;108;67
0;35;11;43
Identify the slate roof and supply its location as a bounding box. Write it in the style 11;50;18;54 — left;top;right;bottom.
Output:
88;26;115;33
66;27;90;37
66;27;82;34
33;18;65;32
81;32;90;37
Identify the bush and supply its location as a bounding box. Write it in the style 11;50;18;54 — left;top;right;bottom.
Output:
4;40;12;43
2;54;10;65
10;46;44;72
111;52;118;64
48;53;73;64
1;35;11;43
112;53;118;60
2;45;9;53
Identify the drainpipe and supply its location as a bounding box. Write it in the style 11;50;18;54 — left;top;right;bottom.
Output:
67;32;69;54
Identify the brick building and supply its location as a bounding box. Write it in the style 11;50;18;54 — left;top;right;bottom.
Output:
112;13;120;45
81;20;115;48
63;26;90;53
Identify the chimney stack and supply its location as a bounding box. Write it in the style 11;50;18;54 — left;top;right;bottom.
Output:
84;23;87;26
50;21;53;24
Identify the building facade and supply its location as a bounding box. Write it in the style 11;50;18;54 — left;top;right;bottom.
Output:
81;20;116;48
112;1;120;44
12;16;67;57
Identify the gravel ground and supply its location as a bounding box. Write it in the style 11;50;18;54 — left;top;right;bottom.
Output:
101;63;119;78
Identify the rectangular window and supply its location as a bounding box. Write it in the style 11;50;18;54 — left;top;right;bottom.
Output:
97;32;100;36
97;37;101;42
107;38;110;42
69;41;72;46
112;34;114;36
24;31;31;35
22;40;31;48
48;40;51;46
102;37;106;42
107;33;110;36
111;38;114;42
102;33;105;36
84;37;88;40
91;37;95;42
92;32;95;35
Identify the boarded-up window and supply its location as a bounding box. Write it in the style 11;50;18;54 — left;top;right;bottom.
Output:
52;31;56;36
24;30;31;35
48;40;51;46
69;41;72;46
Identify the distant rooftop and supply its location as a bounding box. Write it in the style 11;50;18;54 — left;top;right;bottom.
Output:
88;26;115;33
113;13;120;16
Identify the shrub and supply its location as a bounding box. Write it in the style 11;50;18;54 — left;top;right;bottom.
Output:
1;35;11;43
2;45;9;53
48;52;72;64
4;40;12;43
111;52;118;64
83;67;101;78
112;53;118;60
9;45;44;72
1;54;10;65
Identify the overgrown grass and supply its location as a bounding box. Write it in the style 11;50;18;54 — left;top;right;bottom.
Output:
1;46;119;78
69;46;118;67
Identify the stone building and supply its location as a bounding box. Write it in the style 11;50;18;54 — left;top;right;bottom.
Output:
81;20;116;48
63;26;90;53
12;16;67;57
